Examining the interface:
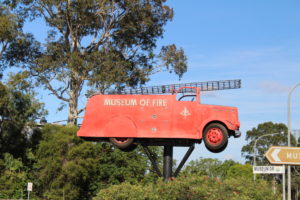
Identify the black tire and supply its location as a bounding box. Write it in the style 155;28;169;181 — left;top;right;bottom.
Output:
203;123;228;153
109;138;134;149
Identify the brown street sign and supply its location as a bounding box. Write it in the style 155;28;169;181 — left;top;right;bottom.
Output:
265;146;300;165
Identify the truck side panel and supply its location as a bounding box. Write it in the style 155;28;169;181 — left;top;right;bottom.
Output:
78;94;185;139
77;94;239;140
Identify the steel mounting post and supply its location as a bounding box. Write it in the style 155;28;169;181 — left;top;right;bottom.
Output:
142;146;162;177
142;144;195;181
163;145;173;181
174;144;195;177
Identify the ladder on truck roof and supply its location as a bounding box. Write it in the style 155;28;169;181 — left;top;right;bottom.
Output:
119;79;241;95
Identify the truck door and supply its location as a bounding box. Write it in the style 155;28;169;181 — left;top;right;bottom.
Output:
136;96;172;138
172;87;199;139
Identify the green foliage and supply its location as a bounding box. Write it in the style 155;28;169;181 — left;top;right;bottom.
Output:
0;3;40;73
241;122;296;165
226;164;253;180
0;4;19;44
0;153;27;199
96;145;149;187
182;158;222;177
31;124;153;199
182;158;238;180
94;175;280;200
0;72;45;198
159;44;187;79
3;33;41;67
0;80;45;158
220;159;240;178
0;3;18;76
32;125;101;199
182;158;253;182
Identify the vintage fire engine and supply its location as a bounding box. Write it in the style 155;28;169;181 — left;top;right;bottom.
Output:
77;80;241;153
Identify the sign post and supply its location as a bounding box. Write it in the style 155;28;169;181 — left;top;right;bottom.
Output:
265;146;300;200
253;165;286;200
27;182;33;200
265;146;300;165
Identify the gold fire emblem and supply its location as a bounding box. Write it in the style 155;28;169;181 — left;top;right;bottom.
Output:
180;107;191;119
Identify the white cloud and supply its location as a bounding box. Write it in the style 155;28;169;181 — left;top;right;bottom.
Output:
260;81;291;94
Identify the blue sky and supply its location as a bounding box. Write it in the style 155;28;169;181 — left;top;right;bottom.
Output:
151;1;300;162
22;1;300;163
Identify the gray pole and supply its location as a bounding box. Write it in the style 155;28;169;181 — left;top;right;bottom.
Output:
252;132;286;200
253;133;282;181
254;143;257;181
163;145;173;181
287;83;300;200
283;165;286;200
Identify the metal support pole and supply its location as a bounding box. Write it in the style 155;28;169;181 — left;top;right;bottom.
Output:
253;133;283;181
287;83;300;200
174;144;194;177
287;166;291;200
254;146;257;181
163;145;173;181
283;165;286;200
142;145;162;177
143;144;195;179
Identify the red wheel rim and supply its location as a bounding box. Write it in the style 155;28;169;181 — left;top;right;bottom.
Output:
206;128;223;145
113;138;129;144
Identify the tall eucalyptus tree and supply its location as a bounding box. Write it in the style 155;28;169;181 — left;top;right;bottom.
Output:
11;0;187;124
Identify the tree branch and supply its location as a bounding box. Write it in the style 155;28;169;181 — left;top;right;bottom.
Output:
38;2;65;33
89;2;125;51
66;0;75;51
44;79;69;102
78;107;86;114
30;70;69;102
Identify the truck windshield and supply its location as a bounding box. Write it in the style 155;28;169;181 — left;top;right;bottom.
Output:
176;87;197;102
177;95;196;101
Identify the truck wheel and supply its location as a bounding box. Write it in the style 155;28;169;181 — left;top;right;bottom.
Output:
203;123;228;153
109;138;134;149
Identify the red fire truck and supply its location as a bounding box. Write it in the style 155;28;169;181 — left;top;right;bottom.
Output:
77;80;241;153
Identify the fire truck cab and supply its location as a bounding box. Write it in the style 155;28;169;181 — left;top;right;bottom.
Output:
77;83;241;153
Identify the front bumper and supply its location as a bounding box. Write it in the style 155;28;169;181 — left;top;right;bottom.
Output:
233;130;241;138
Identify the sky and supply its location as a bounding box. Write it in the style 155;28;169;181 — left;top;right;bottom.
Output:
21;1;300;163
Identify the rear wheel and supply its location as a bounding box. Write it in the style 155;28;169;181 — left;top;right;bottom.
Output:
203;123;228;153
109;138;136;151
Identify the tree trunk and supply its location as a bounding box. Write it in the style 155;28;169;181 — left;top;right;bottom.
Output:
68;75;80;125
68;93;78;125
